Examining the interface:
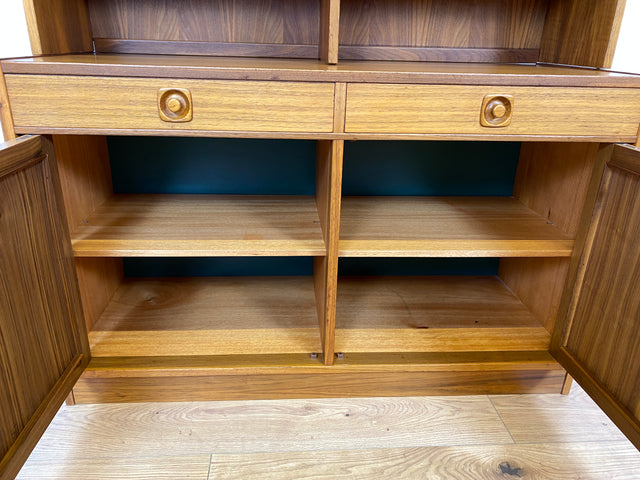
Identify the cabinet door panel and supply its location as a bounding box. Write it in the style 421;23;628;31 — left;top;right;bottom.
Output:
0;136;88;479
554;144;640;449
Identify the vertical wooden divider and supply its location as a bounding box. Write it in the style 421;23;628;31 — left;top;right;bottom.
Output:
50;135;123;333
539;0;626;68
500;143;601;334
23;0;93;55
501;143;606;394
320;0;341;64
314;139;344;366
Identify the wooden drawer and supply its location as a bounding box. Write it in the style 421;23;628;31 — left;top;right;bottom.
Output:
5;75;335;134
344;84;640;138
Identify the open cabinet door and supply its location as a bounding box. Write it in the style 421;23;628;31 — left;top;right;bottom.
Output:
0;136;89;479
553;143;640;450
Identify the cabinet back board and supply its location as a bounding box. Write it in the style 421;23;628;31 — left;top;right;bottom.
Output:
108;137;520;195
80;0;625;67
88;0;548;62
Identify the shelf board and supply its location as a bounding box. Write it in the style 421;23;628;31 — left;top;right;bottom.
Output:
339;196;573;257
335;276;551;353
72;194;325;257
83;351;561;378
3;54;640;87
89;277;322;357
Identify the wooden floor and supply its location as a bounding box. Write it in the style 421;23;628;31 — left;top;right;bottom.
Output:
17;384;640;479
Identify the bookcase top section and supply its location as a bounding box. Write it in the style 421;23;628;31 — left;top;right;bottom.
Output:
4;55;640;87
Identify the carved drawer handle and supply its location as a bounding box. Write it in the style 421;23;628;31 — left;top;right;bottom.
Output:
158;88;193;122
480;95;513;127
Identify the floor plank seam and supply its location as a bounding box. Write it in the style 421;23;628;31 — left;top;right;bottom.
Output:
206;453;213;480
26;439;636;466
24;452;217;463
488;395;517;444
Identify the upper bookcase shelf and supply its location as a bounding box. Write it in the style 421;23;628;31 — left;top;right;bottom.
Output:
78;0;624;68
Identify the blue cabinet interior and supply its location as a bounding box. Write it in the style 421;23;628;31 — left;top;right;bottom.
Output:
107;137;520;277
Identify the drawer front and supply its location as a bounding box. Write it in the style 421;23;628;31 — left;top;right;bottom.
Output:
345;84;640;138
6;75;335;134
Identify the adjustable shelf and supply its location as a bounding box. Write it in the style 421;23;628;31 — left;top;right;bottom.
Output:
71;194;325;257
339;196;573;257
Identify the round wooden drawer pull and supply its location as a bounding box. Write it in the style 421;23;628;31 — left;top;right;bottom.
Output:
158;88;193;122
488;102;507;119
166;96;184;114
480;95;513;128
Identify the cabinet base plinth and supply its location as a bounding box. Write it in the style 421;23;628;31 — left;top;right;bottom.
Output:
72;367;565;404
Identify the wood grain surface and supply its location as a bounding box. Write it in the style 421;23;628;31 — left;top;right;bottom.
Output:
89;277;321;357
499;257;569;333
80;351;560;378
501;139;597;335
88;0;320;46
0;65;16;141
539;0;626;68
5;55;640;87
339;196;573;257
209;442;640;479
514;143;601;237
5;75;335;134
24;395;514;457
50;135;113;233
0;136;42;177
49;135;122;332
490;385;628;444
337;45;540;63
17;384;640;479
335;276;550;353
320;0;340;64
23;0;93;55
339;0;547;50
71;194;325;257
314;140;344;364
558;145;640;448
0;136;88;479
18;455;211;480
70;367;564;403
344;83;640;137
93;39;320;59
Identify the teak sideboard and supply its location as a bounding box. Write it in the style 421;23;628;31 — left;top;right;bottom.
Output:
2;0;640;477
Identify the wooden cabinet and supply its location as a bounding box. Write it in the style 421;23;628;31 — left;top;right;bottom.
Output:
1;0;640;476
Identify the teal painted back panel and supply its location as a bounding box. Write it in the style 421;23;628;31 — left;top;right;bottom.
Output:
109;137;317;194
342;141;520;196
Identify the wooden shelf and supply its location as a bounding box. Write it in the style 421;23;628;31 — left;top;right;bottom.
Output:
339;196;573;257
4;55;640;87
335;276;551;353
83;351;561;377
89;277;322;357
72;194;325;257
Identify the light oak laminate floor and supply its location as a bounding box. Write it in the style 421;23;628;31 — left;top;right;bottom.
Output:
17;384;640;479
